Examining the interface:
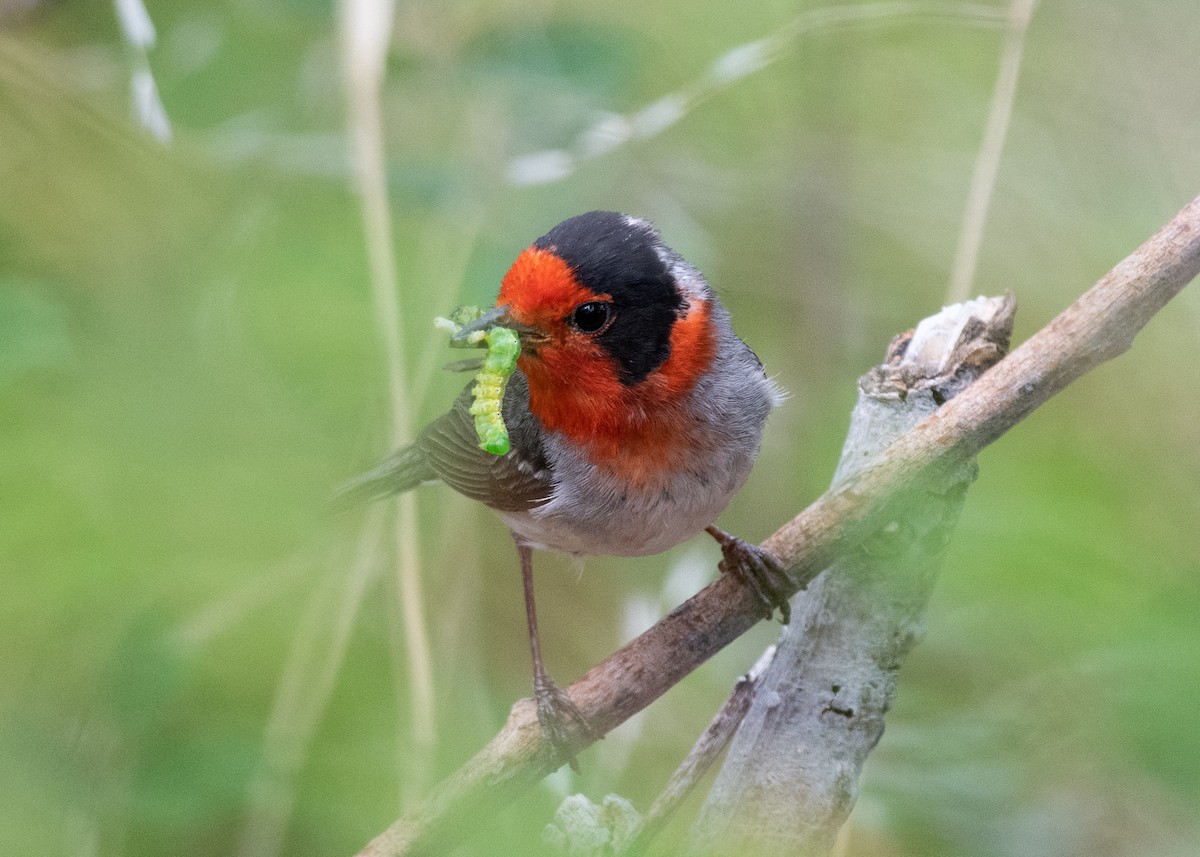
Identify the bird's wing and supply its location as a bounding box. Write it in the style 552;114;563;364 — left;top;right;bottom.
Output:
417;369;553;512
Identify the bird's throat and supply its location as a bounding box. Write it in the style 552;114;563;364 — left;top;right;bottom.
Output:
522;300;717;487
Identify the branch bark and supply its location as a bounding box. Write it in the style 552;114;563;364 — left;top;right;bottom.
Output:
354;194;1200;857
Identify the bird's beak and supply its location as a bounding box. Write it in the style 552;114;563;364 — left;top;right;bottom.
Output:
452;304;544;345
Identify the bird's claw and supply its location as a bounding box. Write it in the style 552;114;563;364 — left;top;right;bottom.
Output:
534;676;597;772
709;527;793;624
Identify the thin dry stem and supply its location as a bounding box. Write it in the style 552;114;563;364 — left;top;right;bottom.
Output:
338;0;436;751
947;0;1037;302
624;645;777;855
508;2;1010;186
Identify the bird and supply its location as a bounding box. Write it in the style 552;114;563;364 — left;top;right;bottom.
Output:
339;211;791;762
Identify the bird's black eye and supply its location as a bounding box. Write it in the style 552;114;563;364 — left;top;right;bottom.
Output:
570;301;612;334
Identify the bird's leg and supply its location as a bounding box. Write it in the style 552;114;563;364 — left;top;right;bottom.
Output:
515;541;595;769
705;525;792;624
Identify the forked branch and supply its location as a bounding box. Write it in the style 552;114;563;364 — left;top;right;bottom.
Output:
355;194;1200;857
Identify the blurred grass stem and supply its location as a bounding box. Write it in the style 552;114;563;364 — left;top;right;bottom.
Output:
947;0;1037;302
508;2;1012;186
338;0;437;759
239;508;385;857
112;0;172;142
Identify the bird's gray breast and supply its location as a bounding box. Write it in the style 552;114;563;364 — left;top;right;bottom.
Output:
500;325;777;557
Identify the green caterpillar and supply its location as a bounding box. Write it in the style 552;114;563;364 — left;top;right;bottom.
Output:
468;326;520;455
434;306;520;456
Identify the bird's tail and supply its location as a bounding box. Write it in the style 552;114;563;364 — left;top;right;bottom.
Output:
331;443;436;510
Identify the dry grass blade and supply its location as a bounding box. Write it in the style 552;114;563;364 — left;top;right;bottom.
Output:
338;0;436;753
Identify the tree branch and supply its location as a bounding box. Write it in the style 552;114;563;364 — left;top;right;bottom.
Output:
354;194;1200;857
691;296;1010;855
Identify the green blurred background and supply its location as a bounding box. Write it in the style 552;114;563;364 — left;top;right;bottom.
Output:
2;0;1199;855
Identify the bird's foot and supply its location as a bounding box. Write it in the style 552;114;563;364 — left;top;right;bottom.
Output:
707;526;793;624
534;675;597;772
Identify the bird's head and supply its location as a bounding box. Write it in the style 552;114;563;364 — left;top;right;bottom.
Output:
480;211;720;443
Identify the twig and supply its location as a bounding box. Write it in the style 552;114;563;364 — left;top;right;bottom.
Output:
354;194;1200;857
623;645;777;855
